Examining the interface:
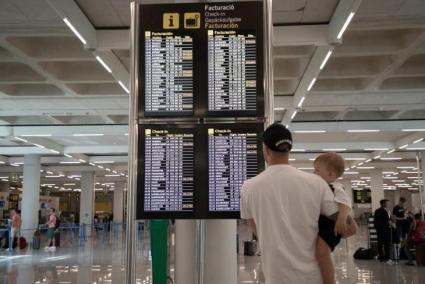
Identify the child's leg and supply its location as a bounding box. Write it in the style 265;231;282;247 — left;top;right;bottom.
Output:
316;237;335;284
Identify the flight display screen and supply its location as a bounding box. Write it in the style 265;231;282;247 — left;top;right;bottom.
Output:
206;124;263;218
138;2;263;118
138;126;195;218
144;32;194;116
208;30;257;114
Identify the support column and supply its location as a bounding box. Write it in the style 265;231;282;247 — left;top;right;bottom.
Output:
21;155;41;241
371;169;384;212
113;182;125;223
394;190;401;209
175;220;196;284
340;179;353;207
204;220;237;284
80;171;94;236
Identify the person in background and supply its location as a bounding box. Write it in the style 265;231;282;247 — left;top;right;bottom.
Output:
313;153;357;284
44;208;57;252
11;209;21;249
374;199;392;264
393;197;407;241
404;213;420;266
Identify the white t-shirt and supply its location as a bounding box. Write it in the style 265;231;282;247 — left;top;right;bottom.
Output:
332;182;352;209
241;164;338;284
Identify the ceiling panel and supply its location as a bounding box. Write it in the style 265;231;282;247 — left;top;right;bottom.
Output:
0;62;45;82
0;84;64;96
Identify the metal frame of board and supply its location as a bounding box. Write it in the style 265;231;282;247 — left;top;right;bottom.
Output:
126;1;274;283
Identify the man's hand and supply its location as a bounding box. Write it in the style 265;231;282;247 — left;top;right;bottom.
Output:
341;216;357;238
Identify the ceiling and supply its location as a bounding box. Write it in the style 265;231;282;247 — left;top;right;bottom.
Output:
0;0;424;193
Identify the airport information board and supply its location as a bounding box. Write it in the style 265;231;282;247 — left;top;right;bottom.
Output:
138;1;263;118
143;128;195;212
208;127;258;213
137;2;264;219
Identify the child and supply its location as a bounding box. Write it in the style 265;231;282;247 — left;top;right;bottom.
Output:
314;153;357;284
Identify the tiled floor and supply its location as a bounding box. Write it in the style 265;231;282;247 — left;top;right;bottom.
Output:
0;224;424;283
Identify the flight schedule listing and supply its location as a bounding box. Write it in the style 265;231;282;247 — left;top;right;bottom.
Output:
208;128;258;211
208;30;257;113
144;129;194;212
144;31;194;114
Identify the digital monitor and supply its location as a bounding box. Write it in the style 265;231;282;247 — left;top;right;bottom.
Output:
143;31;194;116
205;124;264;218
138;2;263;118
207;30;260;116
137;125;199;219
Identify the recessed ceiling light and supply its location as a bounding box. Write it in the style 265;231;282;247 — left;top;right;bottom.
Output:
402;129;425;132
297;97;306;108
293;130;326;133
95;56;112;73
337;12;355;39
307;78;317;91
364;148;388;151
320;50;332;70
118;81;129;94
413;138;424;144
322;149;347;152
63;18;86;44
73;133;104;137
291;110;298;120
348;130;380;133
380;157;402;160
20;134;52;137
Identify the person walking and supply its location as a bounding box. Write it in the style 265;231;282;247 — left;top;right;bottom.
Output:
241;124;354;284
45;208;57;252
10;209;21;249
374;199;392;264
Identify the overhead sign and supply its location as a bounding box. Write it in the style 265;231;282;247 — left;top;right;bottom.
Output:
136;1;264;219
138;1;264;118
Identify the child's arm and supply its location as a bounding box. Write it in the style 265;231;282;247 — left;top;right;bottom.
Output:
335;203;350;235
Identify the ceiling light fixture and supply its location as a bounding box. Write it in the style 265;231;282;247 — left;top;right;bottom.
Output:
387;149;395;154
274;107;285;111
64;154;72;158
307;78;317;92
49;149;60;154
413;138;424;144
348;130;380;133
20;134;52;137
374;155;381;159
14;137;28;143
402;129;425;132
59;161;81;164
406;147;425;150
95;56;112;73
337;12;355;39
297;97;306;108
118;81;129;94
380;157;402;160
73;133;104;137
320;50;333;70
399;144;409;149
357;166;375;169
291;110;298;120
63;18;87;44
293;130;326;134
364;148;388;151
322;149;347;152
292;149;306;152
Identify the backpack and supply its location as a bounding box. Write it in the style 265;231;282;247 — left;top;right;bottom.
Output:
19;237;27;250
55;215;61;229
353;247;377;260
414;220;425;244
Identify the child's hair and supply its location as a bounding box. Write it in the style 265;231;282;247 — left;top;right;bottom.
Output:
314;152;345;178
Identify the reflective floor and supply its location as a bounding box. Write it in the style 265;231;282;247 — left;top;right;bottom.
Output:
0;224;424;283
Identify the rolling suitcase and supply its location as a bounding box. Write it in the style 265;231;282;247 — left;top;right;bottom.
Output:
32;230;41;249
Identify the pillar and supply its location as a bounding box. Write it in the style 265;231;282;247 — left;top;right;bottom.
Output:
113;182;125;223
204;220;237;284
371;169;384;212
394;189;401;209
21;155;41;241
340;179;353;207
175;220;196;284
174;220;237;284
80;171;94;236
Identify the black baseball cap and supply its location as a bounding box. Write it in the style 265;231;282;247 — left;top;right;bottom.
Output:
263;123;293;152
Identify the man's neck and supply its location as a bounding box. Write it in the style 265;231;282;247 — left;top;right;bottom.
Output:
268;156;289;165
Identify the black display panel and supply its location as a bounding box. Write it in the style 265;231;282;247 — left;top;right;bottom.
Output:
207;30;257;115
353;189;372;204
144;32;194;116
138;2;264;118
137;125;201;219
205;124;264;219
137;123;263;219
